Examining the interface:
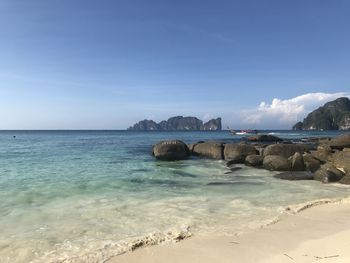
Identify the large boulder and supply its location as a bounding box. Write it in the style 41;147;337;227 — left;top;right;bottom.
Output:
192;141;224;159
313;163;345;183
187;143;197;153
263;143;309;158
303;153;321;172
291;152;305;171
310;145;333;163
245;134;283;142
263;155;291;171
153;140;190;161
224;143;257;163
326;134;350;150
332;150;350;174
332;150;350;173
339;174;350;185
245;154;264;167
274;171;313;180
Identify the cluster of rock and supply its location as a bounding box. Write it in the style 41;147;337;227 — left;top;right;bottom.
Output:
128;116;222;131
152;134;350;185
293;97;350;130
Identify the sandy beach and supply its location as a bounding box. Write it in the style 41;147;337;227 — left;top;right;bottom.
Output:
111;199;350;263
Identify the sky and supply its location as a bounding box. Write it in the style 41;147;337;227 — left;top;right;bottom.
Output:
0;0;349;129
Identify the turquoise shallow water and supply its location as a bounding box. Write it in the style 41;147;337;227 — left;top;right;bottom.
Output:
0;130;349;262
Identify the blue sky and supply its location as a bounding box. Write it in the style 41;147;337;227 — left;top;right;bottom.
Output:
0;0;349;129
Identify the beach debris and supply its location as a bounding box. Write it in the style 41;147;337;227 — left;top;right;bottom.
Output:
283;253;294;260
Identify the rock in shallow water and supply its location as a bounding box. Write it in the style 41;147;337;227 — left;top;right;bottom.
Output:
153;140;190;161
313;163;345;183
274;171;313;180
245;154;263;167
332;150;350;174
192;141;224;159
245;134;283;142
224;143;257;163
291;152;305;171
303;153;321;172
263;155;291;171
339;174;350;185
263;143;309;158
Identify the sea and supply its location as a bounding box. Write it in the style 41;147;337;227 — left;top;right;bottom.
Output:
0;130;349;262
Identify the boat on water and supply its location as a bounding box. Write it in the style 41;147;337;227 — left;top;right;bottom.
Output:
229;129;258;135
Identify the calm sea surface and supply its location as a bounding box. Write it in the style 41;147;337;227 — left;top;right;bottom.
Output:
0;130;349;262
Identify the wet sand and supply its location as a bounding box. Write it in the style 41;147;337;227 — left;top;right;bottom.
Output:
110;201;350;263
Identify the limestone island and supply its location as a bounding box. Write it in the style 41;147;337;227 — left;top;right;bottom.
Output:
128;116;222;131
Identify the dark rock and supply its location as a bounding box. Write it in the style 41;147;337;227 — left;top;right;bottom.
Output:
303;153;321;172
245;134;283;142
263;155;291;171
274;171;313;180
254;146;266;156
263;143;309;158
291;152;305;171
245;155;263;167
203;118;222;131
187;143;197;153
153;140;190;161
224;143;257;163
339;174;350;185
313;163;345;183
192;141;224;159
292;97;350;130
332;150;350;173
226;160;237;167
229;167;243;172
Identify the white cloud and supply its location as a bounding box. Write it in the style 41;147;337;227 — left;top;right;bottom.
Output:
242;92;350;129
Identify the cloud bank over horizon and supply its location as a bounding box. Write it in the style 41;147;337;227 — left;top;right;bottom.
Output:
240;92;350;129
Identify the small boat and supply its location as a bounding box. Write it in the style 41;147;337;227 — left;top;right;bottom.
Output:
229;129;258;135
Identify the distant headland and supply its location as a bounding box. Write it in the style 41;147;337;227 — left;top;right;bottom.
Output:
127;116;222;131
293;97;350;131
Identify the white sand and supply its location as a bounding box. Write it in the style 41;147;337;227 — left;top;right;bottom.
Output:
110;201;350;263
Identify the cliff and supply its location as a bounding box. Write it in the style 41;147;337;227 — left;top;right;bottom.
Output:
203;117;222;131
128;116;222;131
293;97;350;130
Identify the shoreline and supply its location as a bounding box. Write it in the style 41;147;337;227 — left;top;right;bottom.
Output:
32;195;350;263
108;195;350;263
